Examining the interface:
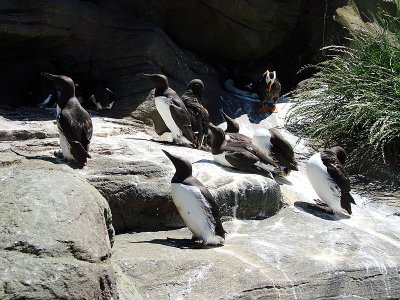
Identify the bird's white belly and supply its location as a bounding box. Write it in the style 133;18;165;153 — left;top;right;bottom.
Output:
213;152;234;168
306;153;342;213
155;96;188;143
58;130;74;161
171;183;223;245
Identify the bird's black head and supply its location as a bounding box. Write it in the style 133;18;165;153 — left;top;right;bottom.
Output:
42;73;75;95
187;79;204;101
162;149;192;183
221;112;240;133
331;146;347;165
143;73;169;93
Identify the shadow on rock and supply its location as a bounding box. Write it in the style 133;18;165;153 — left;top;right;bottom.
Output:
294;201;350;221
132;237;223;250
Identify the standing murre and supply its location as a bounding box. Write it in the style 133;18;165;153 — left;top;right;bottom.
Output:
42;72;92;168
306;146;356;215
145;74;195;146
162;149;226;246
181;79;209;149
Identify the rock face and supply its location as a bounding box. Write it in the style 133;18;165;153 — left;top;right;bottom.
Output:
1;0;391;114
0;154;116;299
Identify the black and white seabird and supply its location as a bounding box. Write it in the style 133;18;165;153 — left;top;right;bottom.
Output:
222;112;297;173
145;74;195;146
208;123;286;178
252;128;298;173
181;79;209;149
88;63;115;110
163;149;226;246
306;146;356;215
42;72;93;168
221;112;252;144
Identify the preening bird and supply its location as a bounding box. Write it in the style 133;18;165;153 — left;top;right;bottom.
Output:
306;146;356;215
181;79;209;149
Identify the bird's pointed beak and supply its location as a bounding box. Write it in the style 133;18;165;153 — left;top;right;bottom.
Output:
41;72;55;81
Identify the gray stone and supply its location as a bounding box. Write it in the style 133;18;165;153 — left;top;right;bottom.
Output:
111;194;400;299
0;158;116;299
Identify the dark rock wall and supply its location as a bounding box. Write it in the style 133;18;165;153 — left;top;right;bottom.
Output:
0;0;391;115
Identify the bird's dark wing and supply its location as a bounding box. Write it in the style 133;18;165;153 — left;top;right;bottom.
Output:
321;150;351;193
223;148;259;168
269;129;294;160
169;104;195;144
57;109;92;162
183;177;226;238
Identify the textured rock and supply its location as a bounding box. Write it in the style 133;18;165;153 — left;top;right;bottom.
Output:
0;156;116;299
112;202;400;299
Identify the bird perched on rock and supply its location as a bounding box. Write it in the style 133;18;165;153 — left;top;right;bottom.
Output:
88;63;115;110
145;74;195;146
208;123;286;178
252;128;298;173
162;149;226;246
181;79;209;149
306;146;356;215
221;111;252;144
254;70;281;113
42;72;92;168
221;112;297;174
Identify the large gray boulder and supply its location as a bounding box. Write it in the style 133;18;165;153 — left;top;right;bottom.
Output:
0;153;116;299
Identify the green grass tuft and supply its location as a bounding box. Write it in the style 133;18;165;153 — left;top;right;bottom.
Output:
286;8;400;171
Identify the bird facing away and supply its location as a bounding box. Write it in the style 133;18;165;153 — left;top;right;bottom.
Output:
42;72;92;168
252;128;298;173
181;79;210;149
145;74;195;146
162;149;226;246
306;146;356;215
254;70;281;113
208;123;286;178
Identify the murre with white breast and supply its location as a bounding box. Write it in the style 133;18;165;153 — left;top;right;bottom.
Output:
145;74;195;146
306;146;356;215
42;72;92;168
163;149;226;246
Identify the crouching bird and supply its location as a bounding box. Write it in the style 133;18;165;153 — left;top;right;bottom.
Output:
163;149;226;246
306;146;356;216
208;123;287;178
42;72;92;168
